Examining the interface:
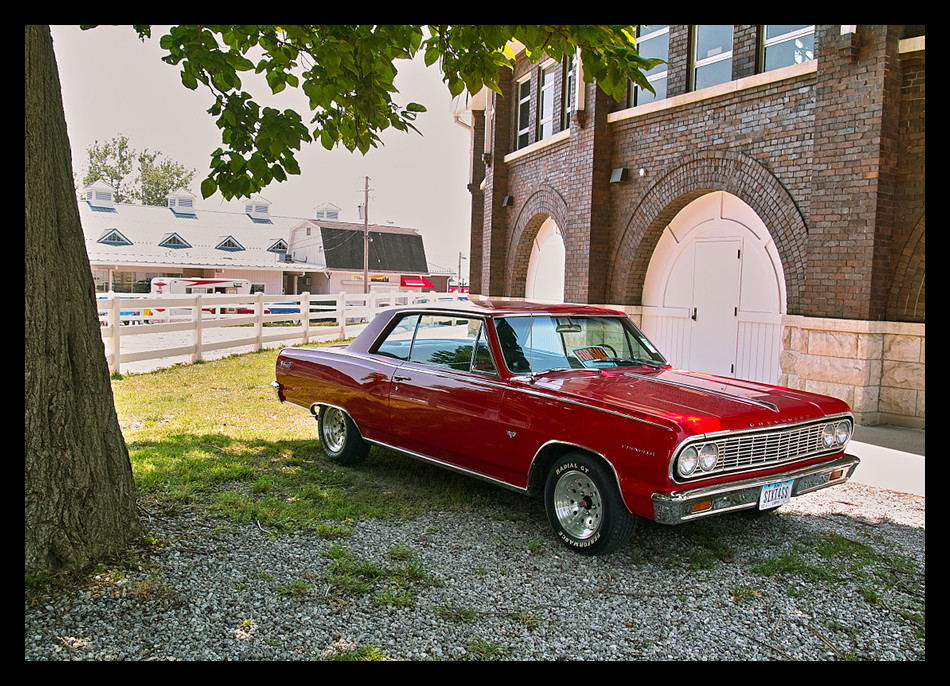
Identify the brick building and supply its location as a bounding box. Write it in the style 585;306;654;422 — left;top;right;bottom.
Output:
461;25;924;427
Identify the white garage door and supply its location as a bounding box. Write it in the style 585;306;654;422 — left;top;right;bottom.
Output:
641;192;785;383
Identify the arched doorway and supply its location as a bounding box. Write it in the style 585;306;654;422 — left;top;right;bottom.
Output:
524;217;565;302
641;192;786;383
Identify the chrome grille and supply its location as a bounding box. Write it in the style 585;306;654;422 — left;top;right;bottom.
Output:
717;422;826;470
673;416;853;481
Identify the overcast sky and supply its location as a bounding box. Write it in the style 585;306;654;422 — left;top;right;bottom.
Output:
50;25;474;276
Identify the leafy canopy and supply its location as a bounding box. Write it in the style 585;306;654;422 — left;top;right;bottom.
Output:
82;135;196;206
82;25;663;201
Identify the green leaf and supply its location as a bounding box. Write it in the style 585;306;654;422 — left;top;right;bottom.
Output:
200;177;217;199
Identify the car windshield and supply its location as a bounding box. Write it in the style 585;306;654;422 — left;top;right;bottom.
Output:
493;314;667;375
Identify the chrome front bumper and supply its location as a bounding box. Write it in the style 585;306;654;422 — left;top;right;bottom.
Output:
651;454;860;524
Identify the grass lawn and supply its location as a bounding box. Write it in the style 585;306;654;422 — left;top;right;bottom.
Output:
111;344;531;535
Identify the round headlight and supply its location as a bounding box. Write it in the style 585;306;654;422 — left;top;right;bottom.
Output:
678;446;698;476
835;421;852;446
821;423;836;448
699;444;719;471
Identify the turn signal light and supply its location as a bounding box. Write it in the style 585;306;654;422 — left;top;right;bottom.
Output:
691;499;712;513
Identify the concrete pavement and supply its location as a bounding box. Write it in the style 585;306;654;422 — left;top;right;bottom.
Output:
848;424;925;496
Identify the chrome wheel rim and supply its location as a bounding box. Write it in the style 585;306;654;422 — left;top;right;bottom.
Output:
321;408;347;453
552;469;603;539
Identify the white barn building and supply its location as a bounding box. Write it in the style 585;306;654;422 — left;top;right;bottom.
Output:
80;181;449;296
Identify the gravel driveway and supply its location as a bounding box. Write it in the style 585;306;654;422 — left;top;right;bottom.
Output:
25;481;924;661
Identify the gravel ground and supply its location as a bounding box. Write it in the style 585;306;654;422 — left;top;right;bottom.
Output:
25;482;924;661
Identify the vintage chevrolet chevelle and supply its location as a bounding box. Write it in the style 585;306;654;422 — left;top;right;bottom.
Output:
272;300;859;555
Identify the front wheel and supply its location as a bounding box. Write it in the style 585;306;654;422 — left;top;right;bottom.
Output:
544;453;636;555
317;406;369;465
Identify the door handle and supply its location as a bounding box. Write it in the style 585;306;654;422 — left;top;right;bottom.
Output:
393;375;411;382
691;308;697;321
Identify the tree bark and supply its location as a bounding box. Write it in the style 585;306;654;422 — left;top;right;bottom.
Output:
25;25;141;575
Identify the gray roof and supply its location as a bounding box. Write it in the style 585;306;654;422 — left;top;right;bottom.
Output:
320;225;429;273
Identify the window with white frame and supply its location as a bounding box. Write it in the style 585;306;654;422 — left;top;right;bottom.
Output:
629;24;669;107
516;76;532;149
761;25;815;72
692;25;734;91
563;53;577;129
538;60;558;140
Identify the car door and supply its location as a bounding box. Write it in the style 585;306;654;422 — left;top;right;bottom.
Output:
385;313;509;479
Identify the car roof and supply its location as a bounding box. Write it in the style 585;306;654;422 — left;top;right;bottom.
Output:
395;299;625;318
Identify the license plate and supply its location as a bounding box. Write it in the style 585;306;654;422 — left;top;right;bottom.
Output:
759;479;793;510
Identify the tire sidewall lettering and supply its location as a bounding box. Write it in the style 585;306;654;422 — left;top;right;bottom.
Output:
554;462;588;477
557;530;601;548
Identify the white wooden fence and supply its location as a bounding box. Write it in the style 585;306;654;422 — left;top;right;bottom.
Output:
98;290;469;375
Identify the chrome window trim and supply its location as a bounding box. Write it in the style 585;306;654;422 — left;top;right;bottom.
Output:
490;313;668;376
371;311;502;378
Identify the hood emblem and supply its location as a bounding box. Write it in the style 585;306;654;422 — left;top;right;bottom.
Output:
507;430;517;439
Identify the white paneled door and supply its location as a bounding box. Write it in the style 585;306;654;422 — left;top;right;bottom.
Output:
689;238;741;377
640;192;785;383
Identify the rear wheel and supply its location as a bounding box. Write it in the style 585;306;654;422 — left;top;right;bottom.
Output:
317;406;369;465
544;452;636;555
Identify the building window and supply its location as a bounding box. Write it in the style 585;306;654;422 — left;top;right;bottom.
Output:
267;239;289;253
538;61;558;140
97;229;133;246
516;76;531;149
215;236;245;252
761;25;815;71
563;53;577;129
629;24;669;107
158;233;192;249
692;25;734;91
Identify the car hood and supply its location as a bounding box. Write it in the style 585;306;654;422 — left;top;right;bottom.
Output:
523;367;850;435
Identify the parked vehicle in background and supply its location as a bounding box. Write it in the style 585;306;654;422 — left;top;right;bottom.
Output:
150;277;251;296
271;300;860;555
150;277;253;316
96;294;151;325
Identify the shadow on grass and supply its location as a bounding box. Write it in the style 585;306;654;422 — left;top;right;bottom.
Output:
128;433;534;533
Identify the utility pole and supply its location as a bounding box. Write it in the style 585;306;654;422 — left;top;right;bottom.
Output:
458;251;467;287
363;176;370;294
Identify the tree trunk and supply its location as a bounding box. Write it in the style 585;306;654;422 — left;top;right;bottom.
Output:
25;25;141;575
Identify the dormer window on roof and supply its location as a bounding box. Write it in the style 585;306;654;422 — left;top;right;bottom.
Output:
159;233;192;249
267;238;289;262
83;180;116;211
245;195;272;223
314;202;341;221
167;188;197;216
216;236;245;252
97;228;132;246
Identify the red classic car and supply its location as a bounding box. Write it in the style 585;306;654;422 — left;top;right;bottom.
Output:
272;300;859;555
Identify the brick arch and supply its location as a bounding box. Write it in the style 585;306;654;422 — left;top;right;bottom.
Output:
505;184;570;298
886;213;925;322
607;150;808;311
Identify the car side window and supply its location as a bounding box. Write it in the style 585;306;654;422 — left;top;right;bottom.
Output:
472;323;498;375
409;315;498;375
374;314;420;361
